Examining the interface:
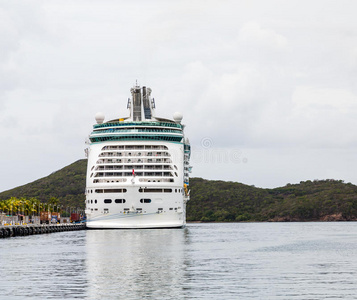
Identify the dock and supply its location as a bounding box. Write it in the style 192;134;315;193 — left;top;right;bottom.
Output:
0;223;86;238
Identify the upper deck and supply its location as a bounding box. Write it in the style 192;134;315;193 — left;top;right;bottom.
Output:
89;85;186;144
93;121;183;130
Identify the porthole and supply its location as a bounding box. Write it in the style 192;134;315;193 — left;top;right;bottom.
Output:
140;199;151;203
115;199;126;203
104;199;112;204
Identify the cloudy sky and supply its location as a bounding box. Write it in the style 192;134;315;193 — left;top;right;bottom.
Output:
1;0;357;191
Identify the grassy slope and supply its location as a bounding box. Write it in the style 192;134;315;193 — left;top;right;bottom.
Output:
0;159;87;208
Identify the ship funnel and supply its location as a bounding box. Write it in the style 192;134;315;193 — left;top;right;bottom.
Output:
131;86;142;121
143;86;152;119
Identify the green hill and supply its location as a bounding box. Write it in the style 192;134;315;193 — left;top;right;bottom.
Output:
187;178;357;222
1;159;357;222
0;159;87;209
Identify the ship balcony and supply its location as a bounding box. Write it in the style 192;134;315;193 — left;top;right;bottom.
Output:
95;165;173;171
94;172;174;177
98;151;171;157
96;158;173;164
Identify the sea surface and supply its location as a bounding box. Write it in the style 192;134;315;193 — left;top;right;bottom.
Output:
0;222;357;299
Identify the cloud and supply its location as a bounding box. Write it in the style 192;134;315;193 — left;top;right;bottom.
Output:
1;0;357;191
288;86;357;146
238;21;288;50
292;86;357;112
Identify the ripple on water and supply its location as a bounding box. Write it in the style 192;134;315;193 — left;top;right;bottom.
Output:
0;223;357;299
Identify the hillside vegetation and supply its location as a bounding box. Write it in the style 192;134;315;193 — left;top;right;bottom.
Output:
0;160;87;210
1;159;357;222
187;178;357;222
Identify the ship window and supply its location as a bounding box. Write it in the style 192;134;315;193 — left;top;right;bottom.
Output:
95;189;127;193
115;199;126;203
139;188;172;193
104;208;109;213
139;188;160;193
104;199;112;203
91;200;93;204
95;200;97;204
169;208;173;210
140;199;151;203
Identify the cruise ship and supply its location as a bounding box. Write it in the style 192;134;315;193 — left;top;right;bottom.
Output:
85;85;191;228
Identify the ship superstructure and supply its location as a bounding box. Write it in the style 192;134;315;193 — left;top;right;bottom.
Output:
85;85;191;228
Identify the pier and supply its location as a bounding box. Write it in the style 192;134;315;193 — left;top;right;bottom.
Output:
0;223;86;238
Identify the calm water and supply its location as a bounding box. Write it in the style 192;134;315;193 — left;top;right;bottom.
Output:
0;222;357;299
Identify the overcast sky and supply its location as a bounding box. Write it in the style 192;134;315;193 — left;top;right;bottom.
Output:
1;0;357;191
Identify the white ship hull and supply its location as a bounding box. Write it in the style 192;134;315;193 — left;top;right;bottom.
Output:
86;213;185;229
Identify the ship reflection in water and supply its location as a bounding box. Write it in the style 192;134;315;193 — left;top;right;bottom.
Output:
85;228;190;299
